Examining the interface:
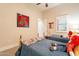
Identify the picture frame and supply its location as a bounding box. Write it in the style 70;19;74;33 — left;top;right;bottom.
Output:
49;22;54;29
17;13;29;27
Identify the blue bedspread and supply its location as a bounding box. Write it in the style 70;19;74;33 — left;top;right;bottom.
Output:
16;39;68;56
49;35;69;43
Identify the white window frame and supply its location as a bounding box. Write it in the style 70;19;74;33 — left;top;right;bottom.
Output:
56;15;68;32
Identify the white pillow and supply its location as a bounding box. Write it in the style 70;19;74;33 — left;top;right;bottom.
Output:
23;38;38;46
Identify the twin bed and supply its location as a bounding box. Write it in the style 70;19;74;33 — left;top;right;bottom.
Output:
15;35;69;56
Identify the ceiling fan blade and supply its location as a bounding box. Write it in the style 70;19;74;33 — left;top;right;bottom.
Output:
36;3;41;5
45;3;48;7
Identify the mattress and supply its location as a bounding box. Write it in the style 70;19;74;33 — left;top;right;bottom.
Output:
16;39;68;56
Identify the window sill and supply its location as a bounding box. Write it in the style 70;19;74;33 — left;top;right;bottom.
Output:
56;31;67;32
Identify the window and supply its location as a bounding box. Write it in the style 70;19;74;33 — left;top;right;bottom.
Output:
56;14;79;33
68;14;79;32
56;15;67;32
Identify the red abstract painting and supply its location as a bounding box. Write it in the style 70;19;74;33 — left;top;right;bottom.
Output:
17;13;29;27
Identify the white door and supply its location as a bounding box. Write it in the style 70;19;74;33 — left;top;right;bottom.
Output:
37;18;44;38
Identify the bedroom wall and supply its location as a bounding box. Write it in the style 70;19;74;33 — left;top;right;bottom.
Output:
43;3;79;37
0;3;42;51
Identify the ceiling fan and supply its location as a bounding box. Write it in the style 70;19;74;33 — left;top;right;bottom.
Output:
36;3;48;8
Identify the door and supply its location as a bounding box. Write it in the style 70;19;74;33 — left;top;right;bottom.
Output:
37;18;44;38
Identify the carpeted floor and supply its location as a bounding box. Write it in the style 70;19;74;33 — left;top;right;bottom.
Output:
0;46;19;56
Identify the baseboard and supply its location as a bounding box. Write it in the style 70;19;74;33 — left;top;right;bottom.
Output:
0;43;19;52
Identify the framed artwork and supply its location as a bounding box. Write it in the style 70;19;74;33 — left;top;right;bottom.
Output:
49;22;54;29
17;13;29;27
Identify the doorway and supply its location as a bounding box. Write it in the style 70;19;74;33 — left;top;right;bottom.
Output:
37;18;44;38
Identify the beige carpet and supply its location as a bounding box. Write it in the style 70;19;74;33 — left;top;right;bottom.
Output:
0;46;19;56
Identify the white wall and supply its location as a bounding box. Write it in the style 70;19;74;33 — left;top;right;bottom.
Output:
43;3;79;36
0;3;42;51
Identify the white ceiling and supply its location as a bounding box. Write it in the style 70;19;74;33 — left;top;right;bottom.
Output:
32;3;61;11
